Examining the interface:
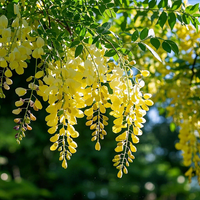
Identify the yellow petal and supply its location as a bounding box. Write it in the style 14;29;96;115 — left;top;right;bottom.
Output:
35;99;42;109
84;107;93;116
117;170;123;178
15;87;27;96
68;146;76;154
130;142;137;152
5;69;12;77
131;134;139;143
62;159;68;169
35;71;44;79
69;141;78;148
144;99;154;106
99;103;106;114
50;134;59;142
141;70;150;77
115;145;124;152
48;126;58;134
123;166;128;174
50;142;58;151
12;108;22;115
115;131;127;141
95;141;101;151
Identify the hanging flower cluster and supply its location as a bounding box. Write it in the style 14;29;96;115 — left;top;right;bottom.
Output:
0;2;154;178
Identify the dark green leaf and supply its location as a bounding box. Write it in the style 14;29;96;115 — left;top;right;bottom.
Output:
104;49;117;57
149;0;157;8
182;14;190;24
162;41;171;53
143;43;162;62
176;13;182;23
188;96;200;101
171;0;182;10
92;36;99;44
140;27;149;40
121;20;127;31
195;18;199;32
92;8;102;16
158;0;167;8
75;45;83;57
99;4;106;14
166;40;179;55
150;38;160;49
168;12;176;30
103;0;111;2
101;22;112;30
158;11;168;28
107;3;115;8
132;30;139;42
185;5;193;13
138;42;146;51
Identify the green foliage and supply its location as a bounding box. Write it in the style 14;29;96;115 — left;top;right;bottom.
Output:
0;0;200;197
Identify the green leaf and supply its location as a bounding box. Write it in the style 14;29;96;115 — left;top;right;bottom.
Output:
185;5;193;13
92;36;99;44
158;0;167;8
70;41;80;48
189;3;199;14
182;14;190;24
99;4;106;14
92;8;102;16
158;11;168;28
75;45;83;58
121;20;127;31
79;28;87;40
168;12;176;30
138;42;146;51
149;0;157;8
162;41;171;53
176;13;182;23
166;40;179;55
188;96;200;101
143;43;162;62
104;49;117;57
171;0;182;10
194;18;199;32
150;38;160;49
107;3;115;8
193;13;200;17
140;27;149;40
170;122;176;132
132;30;139;42
101;22;112;30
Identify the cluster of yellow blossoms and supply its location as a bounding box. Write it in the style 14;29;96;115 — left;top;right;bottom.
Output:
166;24;200;184
0;2;154;177
35;44;153;175
0;3;45;142
145;23;200;184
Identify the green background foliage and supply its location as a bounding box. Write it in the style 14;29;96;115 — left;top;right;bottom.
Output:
0;0;200;199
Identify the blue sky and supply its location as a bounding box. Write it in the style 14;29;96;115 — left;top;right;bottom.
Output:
188;0;199;4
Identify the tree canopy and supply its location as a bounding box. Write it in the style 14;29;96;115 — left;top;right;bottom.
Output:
0;0;200;197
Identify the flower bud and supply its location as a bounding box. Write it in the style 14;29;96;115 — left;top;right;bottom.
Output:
0;15;8;28
13;125;20;130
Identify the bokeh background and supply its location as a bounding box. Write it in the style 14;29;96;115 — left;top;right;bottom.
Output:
1;0;200;199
